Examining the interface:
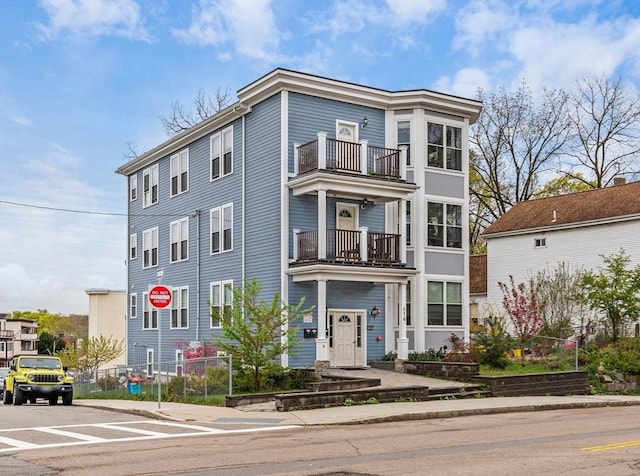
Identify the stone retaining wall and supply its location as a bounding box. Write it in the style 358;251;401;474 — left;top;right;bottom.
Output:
472;371;590;397
371;360;479;379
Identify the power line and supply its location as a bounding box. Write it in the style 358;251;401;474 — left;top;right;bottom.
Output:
0;199;188;218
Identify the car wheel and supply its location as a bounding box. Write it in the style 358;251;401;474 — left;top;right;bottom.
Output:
29;397;37;404
13;387;24;405
3;390;12;405
49;397;58;405
62;393;73;406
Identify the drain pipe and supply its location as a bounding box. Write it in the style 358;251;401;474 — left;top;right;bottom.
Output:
195;209;201;341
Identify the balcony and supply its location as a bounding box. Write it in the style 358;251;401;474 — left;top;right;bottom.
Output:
0;329;14;340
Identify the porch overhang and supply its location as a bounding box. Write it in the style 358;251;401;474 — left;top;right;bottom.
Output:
287;172;418;203
287;264;418;283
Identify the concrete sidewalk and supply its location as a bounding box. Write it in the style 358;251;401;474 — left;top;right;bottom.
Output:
74;394;640;426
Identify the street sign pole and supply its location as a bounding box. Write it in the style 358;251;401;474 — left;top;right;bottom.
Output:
157;270;163;410
149;270;174;409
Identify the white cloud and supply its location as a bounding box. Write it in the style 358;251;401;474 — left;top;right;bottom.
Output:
385;0;446;26
172;0;280;62
37;0;149;41
433;67;490;98
453;0;515;57
11;115;31;126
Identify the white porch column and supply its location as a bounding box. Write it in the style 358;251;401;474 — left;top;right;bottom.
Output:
317;132;327;170
292;229;300;261
318;189;327;260
397;282;409;359
315;279;329;361
399;145;408;180
293;143;300;176
359;139;368;175
398;200;406;263
359;226;368;262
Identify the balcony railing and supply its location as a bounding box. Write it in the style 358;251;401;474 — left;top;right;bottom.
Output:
0;329;14;339
296;134;405;180
294;228;401;265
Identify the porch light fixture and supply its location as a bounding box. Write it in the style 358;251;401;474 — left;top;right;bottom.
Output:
361;117;368;129
360;197;369;209
369;306;381;318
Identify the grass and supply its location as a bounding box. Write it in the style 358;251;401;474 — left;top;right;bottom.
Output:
480;358;576;376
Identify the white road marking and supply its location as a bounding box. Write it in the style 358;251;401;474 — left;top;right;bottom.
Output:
0;421;300;454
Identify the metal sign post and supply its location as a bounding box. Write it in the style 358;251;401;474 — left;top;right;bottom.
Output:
149;270;171;409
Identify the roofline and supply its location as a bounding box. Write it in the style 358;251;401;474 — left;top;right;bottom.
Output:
483;213;640;238
85;289;127;295
117;68;482;176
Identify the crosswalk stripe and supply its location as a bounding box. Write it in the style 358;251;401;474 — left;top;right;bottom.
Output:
35;427;109;443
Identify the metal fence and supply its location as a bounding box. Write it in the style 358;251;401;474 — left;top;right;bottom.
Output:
72;356;233;401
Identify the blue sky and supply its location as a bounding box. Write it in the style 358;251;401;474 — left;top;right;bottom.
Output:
1;0;639;315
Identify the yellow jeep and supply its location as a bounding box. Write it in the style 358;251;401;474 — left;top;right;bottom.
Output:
3;355;74;406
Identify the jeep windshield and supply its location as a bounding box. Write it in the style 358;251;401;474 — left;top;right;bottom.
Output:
19;358;61;369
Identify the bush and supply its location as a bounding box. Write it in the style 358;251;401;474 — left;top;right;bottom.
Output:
409;348;446;361
471;315;513;369
444;333;479;363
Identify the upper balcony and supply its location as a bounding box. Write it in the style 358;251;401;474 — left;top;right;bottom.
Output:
0;329;14;340
289;133;417;204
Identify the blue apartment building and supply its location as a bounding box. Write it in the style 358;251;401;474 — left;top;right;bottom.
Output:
116;69;482;373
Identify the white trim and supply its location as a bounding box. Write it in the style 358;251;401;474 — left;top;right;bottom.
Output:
280;91;289;368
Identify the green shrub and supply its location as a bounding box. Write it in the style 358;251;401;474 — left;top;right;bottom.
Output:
408;348;446;361
471;315;513;369
382;351;398;361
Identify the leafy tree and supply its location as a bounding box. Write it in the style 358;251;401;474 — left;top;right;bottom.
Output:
37;331;67;355
58;335;125;375
532;173;595;199
565;74;640;188
499;275;545;364
581;250;640;343
213;278;312;392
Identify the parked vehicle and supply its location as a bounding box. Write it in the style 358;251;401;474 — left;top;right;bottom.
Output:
3;355;74;406
0;367;9;397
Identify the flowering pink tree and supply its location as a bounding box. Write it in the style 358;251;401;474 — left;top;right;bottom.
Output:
498;275;545;364
175;339;218;376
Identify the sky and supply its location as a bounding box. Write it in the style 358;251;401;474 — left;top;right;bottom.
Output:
0;0;639;316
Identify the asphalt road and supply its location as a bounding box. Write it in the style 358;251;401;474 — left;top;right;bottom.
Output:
1;404;639;475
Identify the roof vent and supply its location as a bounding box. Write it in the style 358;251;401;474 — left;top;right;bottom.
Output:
613;177;626;186
551;210;557;223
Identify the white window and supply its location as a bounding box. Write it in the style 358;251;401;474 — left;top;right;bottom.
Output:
130;293;137;319
143;292;158;329
210;126;233;181
143;164;159;207
171;286;188;329
427;202;462;249
176;349;184;376
146;349;154;376
210;280;233;328
170;149;189;196
397;121;411;166
535;237;547;248
427;281;463;326
143;227;159;268
130;233;137;260
210;204;233;254
406;200;411;246
130;174;137;201
427;123;462;171
170;217;189;263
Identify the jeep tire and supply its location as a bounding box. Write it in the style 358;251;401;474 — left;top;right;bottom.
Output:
3;390;11;405
49;396;58;405
13;387;24;405
62;392;73;406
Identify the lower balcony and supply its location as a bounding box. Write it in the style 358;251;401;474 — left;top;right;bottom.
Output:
292;228;403;267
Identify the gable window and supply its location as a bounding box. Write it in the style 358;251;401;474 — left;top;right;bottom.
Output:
535;237;547;248
210;204;233;254
427;202;462;248
130;293;137;319
427;123;462;171
143;164;159;207
210;280;233;328
170;149;189;196
170;217;189;262
143;292;158;329
397;121;411;166
210;126;233;181
427;281;462;326
171;286;188;329
130;174;137;201
143;227;159;268
130;233;137;260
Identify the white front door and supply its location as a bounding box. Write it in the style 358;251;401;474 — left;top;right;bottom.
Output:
329;311;366;367
336;121;358;170
336;204;358;260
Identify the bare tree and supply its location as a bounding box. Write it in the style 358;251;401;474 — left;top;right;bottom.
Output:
470;81;572;225
564;74;640;187
159;85;231;136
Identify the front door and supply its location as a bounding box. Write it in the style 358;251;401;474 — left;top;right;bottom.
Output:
329;311;365;367
336;204;358;260
336;121;358;170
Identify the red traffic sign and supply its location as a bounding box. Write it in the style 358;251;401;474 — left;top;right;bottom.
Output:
148;285;172;309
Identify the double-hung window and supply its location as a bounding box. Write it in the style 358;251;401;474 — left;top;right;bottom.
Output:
427;281;462;326
210;204;233;254
170;149;189;196
170;217;189;262
143;164;159;207
171;286;188;329
143;227;159;268
210;280;233;328
130;233;137;260
427;123;462;171
397;121;411;166
406;200;411;246
143;292;158;329
210;126;233;181
427;202;462;249
129;293;137;319
130;174;137;201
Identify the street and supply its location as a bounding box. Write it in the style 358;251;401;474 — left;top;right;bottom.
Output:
1;404;639;475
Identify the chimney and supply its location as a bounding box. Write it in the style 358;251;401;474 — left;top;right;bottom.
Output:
613;177;626;186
